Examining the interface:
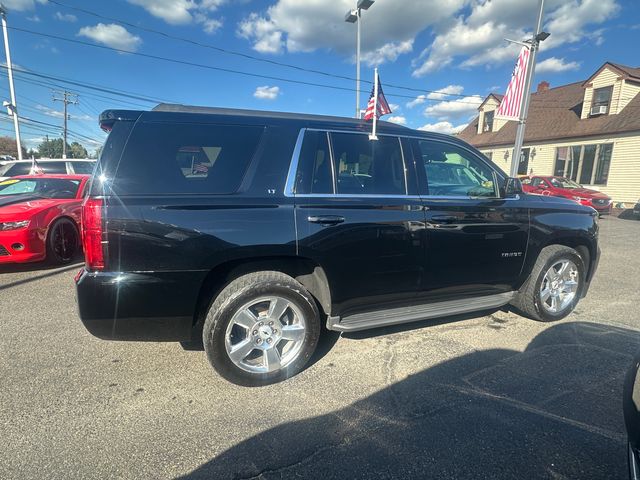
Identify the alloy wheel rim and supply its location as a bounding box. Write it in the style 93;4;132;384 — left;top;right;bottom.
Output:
539;259;579;314
52;223;76;261
224;296;307;374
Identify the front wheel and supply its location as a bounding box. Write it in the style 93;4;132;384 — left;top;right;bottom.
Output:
46;218;79;265
203;271;321;386
511;245;586;322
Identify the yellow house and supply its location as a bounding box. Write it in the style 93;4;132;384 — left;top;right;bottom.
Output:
457;62;640;204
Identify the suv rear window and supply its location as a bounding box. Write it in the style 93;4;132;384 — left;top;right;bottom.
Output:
39;162;68;174
70;161;95;174
0;162;31;177
114;122;264;195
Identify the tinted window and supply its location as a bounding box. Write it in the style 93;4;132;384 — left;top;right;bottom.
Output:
330;133;405;195
70;161;95;174
115;122;264;195
417;140;497;197
2;163;31;177
294;130;333;194
90;121;134;196
39;162;68;174
0;178;80;198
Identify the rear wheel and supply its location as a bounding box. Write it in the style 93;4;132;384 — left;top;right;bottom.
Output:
46;218;79;265
203;271;321;386
511;245;586;322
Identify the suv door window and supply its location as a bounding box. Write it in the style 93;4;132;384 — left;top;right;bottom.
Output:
2;163;31;177
70;161;95;174
416;140;498;197
294;130;333;194
330;133;406;195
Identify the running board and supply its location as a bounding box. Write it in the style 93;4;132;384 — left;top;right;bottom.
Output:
327;292;515;332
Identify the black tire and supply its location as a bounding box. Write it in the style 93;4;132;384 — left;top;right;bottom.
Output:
510;245;586;322
202;271;321;386
46;218;79;265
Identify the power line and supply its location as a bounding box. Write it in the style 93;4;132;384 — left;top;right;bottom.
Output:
47;0;476;100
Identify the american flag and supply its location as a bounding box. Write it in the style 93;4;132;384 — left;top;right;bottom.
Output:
495;46;530;121
364;76;392;120
192;163;209;174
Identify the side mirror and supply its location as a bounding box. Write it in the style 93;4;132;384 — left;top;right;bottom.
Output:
503;177;523;198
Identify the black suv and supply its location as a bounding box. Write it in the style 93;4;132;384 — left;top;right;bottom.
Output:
76;104;600;386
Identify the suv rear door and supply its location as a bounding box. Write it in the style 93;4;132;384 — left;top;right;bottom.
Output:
411;137;529;301
289;129;427;317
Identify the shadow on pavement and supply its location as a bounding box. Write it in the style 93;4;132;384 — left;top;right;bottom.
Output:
179;321;639;480
0;262;82;291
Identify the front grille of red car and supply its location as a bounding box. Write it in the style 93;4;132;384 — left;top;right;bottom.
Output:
0;245;9;256
592;198;609;206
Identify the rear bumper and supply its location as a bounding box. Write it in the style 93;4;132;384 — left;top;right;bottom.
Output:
75;268;207;341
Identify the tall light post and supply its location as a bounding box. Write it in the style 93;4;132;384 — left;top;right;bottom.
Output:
0;4;23;161
506;0;549;177
345;0;374;119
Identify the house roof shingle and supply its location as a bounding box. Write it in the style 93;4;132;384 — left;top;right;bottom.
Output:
457;62;640;148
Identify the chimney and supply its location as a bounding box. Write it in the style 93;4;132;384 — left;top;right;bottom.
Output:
537;81;550;93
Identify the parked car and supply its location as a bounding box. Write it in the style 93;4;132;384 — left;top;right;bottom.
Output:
0;174;89;265
624;354;640;479
634;199;640;218
0;159;96;180
521;175;612;215
75;105;600;386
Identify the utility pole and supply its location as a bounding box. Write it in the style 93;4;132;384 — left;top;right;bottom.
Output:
509;0;548;178
52;90;78;159
0;4;23;161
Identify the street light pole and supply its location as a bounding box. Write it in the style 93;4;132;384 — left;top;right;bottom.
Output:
345;0;374;119
356;8;361;119
509;0;547;178
0;4;23;161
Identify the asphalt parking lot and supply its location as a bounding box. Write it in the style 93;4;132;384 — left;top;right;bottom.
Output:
1;216;639;480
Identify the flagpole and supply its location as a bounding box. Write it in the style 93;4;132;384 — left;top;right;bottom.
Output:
369;68;379;141
509;0;545;178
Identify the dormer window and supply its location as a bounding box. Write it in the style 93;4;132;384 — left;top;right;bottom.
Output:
591;86;612;116
483;110;494;132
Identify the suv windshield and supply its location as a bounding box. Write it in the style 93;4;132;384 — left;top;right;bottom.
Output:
0;178;80;198
550;177;582;189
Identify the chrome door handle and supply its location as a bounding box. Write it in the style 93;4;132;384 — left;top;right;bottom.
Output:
308;215;345;226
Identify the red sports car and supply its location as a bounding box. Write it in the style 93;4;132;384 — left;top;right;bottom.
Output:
0;174;90;265
521;175;612;214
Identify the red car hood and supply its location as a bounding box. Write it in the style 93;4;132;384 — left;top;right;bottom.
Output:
0;195;67;219
567;188;610;199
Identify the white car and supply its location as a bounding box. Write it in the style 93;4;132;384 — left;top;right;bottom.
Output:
0;159;96;181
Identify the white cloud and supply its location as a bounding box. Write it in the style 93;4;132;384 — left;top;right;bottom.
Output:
237;0;464;59
536;57;581;74
418;121;466;135
424;95;483;121
26;15;41;22
238;13;284;54
406;95;426;109
54;12;77;22
36;105;92;121
387;116;407;126
253;85;280;100
78;24;142;52
361;40;413;67
2;0;46;12
127;0;225;33
427;85;464;101
412;0;619;76
388;103;400;112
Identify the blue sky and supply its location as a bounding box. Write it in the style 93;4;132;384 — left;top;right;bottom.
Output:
2;0;639;153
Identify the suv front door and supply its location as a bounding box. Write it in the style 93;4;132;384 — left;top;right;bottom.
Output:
411;138;529;301
289;130;427;317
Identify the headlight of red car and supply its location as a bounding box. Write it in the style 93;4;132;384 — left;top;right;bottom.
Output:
0;220;30;231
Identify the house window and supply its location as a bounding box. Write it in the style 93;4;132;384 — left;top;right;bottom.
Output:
483;111;494;132
482;151;493;161
591;86;613;115
553;143;613;185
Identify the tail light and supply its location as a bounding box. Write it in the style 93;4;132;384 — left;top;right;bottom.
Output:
81;197;105;271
